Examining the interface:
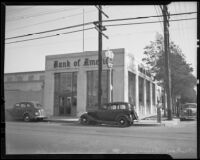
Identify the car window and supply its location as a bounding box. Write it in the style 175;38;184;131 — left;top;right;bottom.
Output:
14;103;20;109
26;103;31;108
102;104;107;110
119;104;126;110
110;105;117;110
20;103;26;108
35;103;43;109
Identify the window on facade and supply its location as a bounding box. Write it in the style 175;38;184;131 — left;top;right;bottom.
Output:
152;83;156;106
128;72;136;106
139;77;144;114
39;75;45;80
146;80;151;114
28;75;34;81
16;75;23;81
7;76;13;82
87;70;110;110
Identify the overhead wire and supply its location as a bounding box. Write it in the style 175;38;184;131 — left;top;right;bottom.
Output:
6;11;197;40
104;18;196;27
5;17;196;45
5;27;95;44
7;6;81;22
7;9;97;32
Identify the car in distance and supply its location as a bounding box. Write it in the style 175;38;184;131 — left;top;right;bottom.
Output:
80;102;138;127
6;101;47;122
179;103;197;121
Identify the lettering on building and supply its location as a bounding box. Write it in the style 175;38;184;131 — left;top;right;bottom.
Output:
54;57;108;69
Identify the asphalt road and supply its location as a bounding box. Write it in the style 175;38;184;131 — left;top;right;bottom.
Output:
4;120;197;158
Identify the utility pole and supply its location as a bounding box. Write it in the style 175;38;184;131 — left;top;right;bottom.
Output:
98;5;103;110
161;5;173;120
82;8;85;52
94;5;109;109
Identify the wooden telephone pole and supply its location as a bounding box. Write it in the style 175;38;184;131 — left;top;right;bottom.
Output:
94;5;109;109
161;5;173;120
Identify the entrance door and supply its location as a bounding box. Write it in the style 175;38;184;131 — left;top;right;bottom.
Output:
59;95;72;115
54;72;77;116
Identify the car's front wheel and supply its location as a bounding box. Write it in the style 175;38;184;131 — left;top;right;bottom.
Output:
23;114;31;122
117;116;129;127
80;115;89;125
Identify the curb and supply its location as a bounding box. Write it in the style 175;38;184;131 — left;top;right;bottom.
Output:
43;119;79;123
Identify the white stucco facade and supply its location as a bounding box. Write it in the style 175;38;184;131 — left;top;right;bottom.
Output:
44;48;161;118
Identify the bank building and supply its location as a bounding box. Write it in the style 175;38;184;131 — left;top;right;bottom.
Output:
4;48;162;119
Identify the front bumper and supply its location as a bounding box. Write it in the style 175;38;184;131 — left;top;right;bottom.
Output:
34;115;47;119
180;116;196;120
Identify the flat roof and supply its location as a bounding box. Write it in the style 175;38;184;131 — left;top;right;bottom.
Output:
4;70;45;75
46;48;125;60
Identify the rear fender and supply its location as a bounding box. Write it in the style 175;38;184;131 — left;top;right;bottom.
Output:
115;114;131;122
81;113;97;121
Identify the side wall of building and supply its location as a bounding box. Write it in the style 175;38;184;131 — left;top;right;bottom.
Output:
4;71;45;108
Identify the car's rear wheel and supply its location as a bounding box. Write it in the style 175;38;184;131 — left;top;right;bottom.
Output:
117;116;129;127
80;116;89;125
23;114;31;122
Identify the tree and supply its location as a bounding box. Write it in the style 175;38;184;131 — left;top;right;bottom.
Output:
142;33;197;113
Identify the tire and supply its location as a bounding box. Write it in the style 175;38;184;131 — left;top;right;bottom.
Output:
80;116;89;125
117;116;129;127
23;114;31;122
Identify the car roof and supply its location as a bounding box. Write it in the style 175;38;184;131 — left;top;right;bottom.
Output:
103;102;129;105
17;101;40;104
182;103;197;106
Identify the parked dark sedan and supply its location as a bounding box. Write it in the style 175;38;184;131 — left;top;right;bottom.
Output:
6;101;47;122
180;103;197;121
80;102;138;127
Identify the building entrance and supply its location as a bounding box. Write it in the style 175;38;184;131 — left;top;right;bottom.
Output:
54;72;77;116
58;94;72;115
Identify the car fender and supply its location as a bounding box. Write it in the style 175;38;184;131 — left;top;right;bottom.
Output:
115;114;131;122
23;112;33;119
80;113;99;122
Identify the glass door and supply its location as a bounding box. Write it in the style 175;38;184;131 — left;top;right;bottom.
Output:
54;72;77;116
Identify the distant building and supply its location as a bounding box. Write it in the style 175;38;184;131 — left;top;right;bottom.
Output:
4;71;45;108
4;48;162;119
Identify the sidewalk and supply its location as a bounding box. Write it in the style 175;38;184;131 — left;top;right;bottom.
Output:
44;116;79;123
44;115;180;127
140;114;180;127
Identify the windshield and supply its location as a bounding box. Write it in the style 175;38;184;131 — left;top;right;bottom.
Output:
128;104;134;110
182;104;196;109
35;103;43;109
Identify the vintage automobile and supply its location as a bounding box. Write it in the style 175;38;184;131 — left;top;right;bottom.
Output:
79;102;138;127
6;101;47;122
179;103;197;121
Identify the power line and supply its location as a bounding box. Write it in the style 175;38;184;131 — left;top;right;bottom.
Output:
6;11;197;40
104;18;196;27
7;9;97;32
101;11;196;23
6;22;94;40
5;17;196;45
5;27;95;44
7;7;81;22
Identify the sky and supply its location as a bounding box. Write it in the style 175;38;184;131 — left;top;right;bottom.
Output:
4;2;197;77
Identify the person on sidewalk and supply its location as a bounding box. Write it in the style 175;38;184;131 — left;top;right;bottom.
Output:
157;99;162;123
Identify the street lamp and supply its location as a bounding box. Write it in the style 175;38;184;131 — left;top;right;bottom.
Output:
105;49;114;103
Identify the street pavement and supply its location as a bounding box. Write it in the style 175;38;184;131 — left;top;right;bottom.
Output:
4;119;197;158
